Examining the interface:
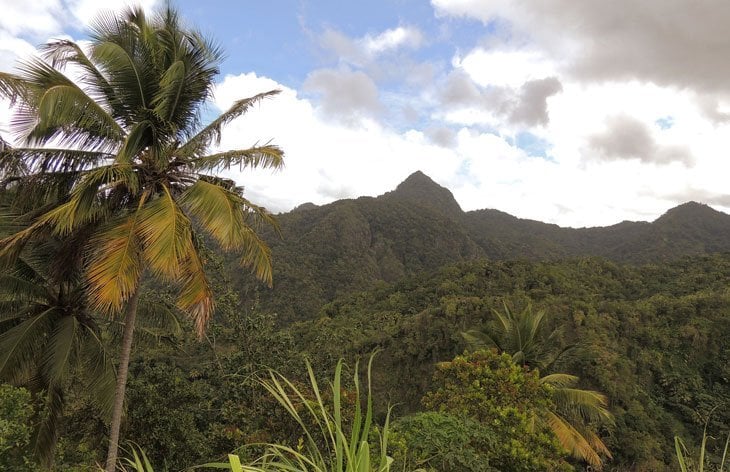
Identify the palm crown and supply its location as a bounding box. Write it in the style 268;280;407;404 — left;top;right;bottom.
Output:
0;6;284;469
0;6;283;333
463;303;614;468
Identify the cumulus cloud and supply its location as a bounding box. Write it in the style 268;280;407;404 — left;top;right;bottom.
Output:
438;71;562;127
363;26;423;55
587;115;693;166
508;77;563;126
0;0;159;38
425;126;458;148
318;25;424;67
212;72;706;228
0;0;64;36
432;0;730;94
302;68;382;124
457;48;557;88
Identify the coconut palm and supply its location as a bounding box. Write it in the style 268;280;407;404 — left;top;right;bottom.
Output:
463;303;613;468
0;224;116;467
0;6;283;470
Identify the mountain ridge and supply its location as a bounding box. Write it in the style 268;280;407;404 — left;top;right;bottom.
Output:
234;171;730;321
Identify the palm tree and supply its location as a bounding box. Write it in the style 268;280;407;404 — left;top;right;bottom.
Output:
0;220;116;467
0;6;283;470
463;303;614;468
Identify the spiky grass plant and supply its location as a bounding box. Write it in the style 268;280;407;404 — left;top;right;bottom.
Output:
207;356;392;472
121;356;392;472
675;412;729;472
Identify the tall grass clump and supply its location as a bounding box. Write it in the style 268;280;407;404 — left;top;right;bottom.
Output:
675;408;729;472
200;355;392;472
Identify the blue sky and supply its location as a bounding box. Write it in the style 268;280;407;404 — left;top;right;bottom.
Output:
2;0;730;227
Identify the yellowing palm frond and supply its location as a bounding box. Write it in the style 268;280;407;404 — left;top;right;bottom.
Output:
86;214;144;314
137;187;192;280
238;227;273;287
543;410;604;468
176;237;213;337
551;387;612;424
181;179;248;250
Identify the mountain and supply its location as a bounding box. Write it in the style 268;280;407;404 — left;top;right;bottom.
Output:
232;172;730;321
381;170;463;217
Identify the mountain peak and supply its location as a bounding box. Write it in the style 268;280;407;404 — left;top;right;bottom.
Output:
382;171;463;216
655;201;724;224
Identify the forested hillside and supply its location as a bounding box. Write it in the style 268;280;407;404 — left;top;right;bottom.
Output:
27;254;728;471
236;171;730;321
289;254;730;470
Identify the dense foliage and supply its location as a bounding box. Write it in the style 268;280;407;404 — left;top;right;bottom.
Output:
290;255;730;471
236;172;730;323
1;4;729;472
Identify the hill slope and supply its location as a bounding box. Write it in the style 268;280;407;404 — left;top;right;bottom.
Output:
233;172;730;320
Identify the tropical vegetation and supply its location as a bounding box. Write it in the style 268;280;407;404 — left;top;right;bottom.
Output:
0;4;282;470
1;3;729;472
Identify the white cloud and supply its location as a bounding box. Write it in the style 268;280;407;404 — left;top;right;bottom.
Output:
457;49;557;88
362;26;423;55
67;0;159;28
302;68;382;124
0;0;64;36
432;0;730;94
210;72;725;228
212;73;464;212
318;25;425;67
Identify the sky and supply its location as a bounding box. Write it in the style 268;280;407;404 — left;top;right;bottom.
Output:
2;0;730;227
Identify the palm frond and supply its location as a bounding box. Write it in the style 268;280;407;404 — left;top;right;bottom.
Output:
176;237;214;337
41;314;79;385
543;410;604;468
181;179;250;250
137;186;192;279
551;387;613;424
0;309;54;382
2;147;113;174
32;82;124;144
187;144;284;173
238;228;274;286
461;329;498;352
80;325;116;420
539;373;578;388
0;273;51;302
177;90;280;157
33;384;65;467
92;40;151;111
0;71;30;104
151;60;186;122
86;213;144;314
40;39;118;111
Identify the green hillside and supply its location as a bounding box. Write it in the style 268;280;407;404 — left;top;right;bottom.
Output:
236;171;730;321
290;255;730;471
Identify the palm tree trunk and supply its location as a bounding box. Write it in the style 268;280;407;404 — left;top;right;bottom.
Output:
104;289;140;472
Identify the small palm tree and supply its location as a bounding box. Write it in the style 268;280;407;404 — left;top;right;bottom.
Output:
463;303;613;468
0;226;116;467
0;5;283;470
